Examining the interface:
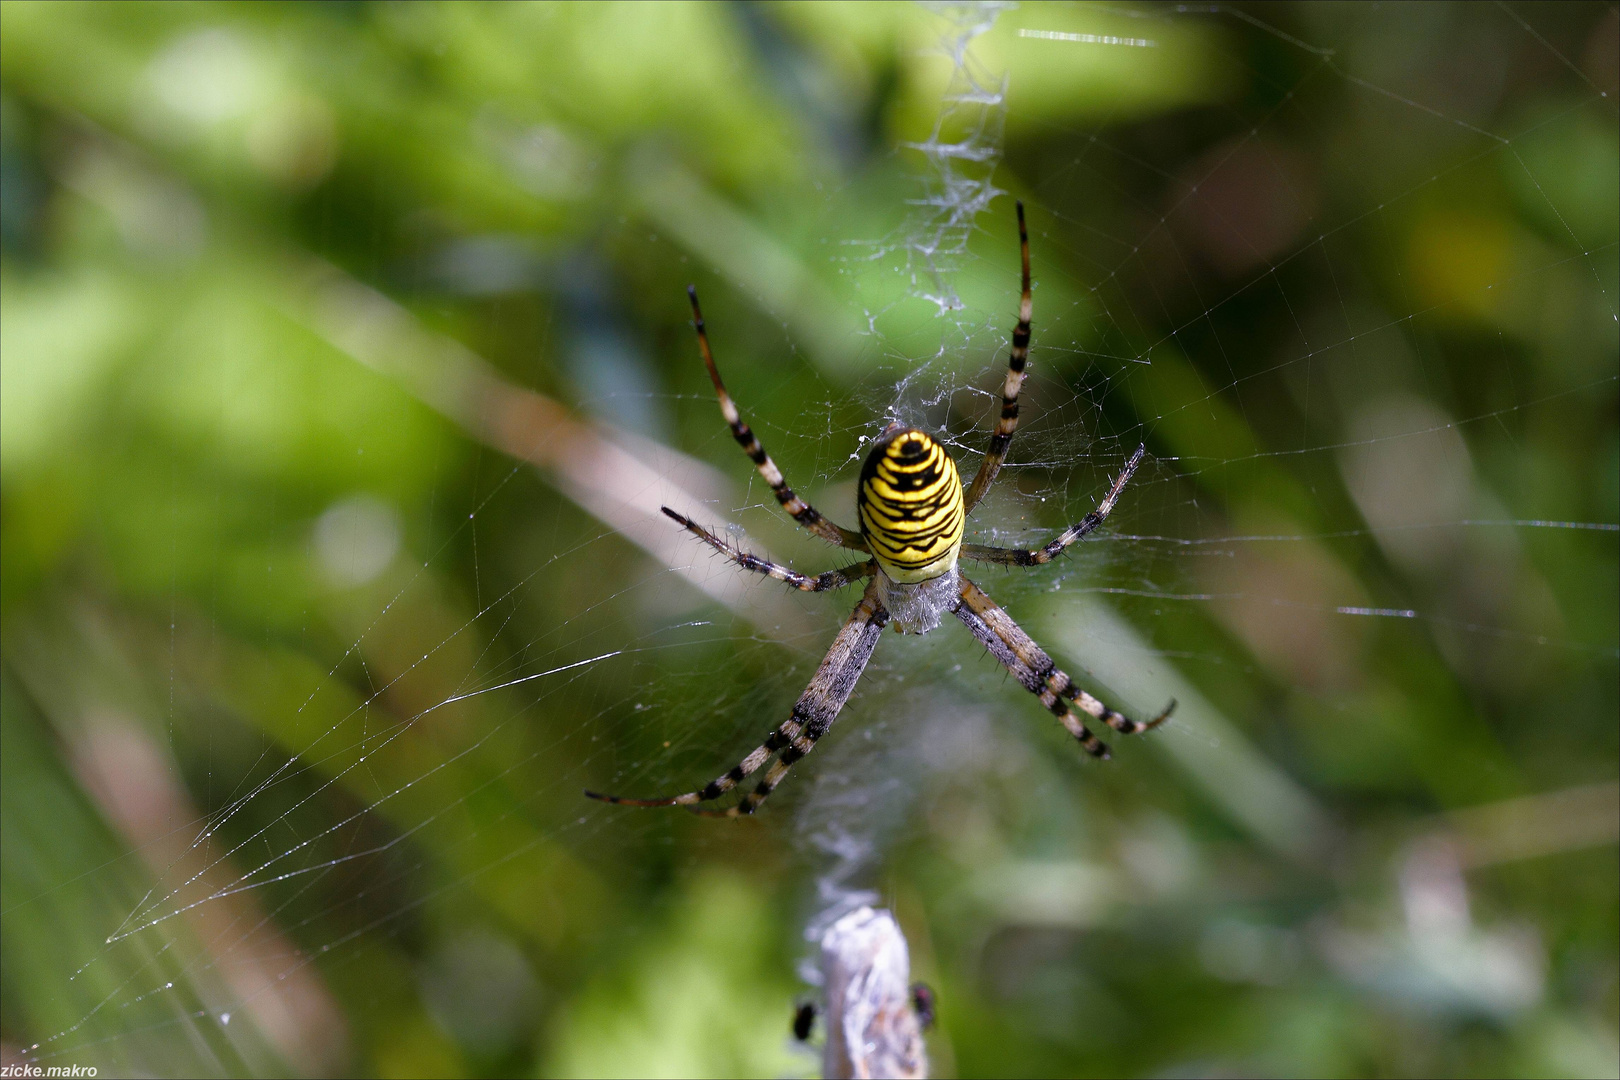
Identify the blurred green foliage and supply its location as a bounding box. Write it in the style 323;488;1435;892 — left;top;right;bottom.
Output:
2;3;1616;1078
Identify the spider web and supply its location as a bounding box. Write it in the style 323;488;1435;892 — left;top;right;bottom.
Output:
3;2;1616;1076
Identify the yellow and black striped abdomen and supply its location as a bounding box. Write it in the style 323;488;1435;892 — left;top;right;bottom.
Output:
858;428;964;583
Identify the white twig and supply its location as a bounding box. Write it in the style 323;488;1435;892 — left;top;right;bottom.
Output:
819;907;927;1079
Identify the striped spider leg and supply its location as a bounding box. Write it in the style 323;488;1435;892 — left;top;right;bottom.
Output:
961;199;1032;515
660;508;876;593
961;443;1147;567
585;580;889;816
953;576;1174;759
687;286;867;551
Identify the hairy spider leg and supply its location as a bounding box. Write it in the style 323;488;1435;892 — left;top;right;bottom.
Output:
962;200;1033;515
660;508;875;592
953;576;1173;757
584;580;889;812
695;583;889;817
961;444;1147;567
687;286;866;550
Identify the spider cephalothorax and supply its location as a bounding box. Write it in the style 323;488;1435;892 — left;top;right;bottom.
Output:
585;202;1173;818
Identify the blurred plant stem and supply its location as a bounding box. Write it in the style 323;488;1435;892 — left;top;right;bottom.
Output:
295;257;815;639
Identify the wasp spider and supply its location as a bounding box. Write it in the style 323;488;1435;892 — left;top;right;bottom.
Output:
586;202;1172;818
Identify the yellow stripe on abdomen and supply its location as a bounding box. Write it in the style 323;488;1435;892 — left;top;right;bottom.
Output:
857;428;964;583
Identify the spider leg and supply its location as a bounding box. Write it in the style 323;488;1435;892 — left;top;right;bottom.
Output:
585;580;889;813
687;287;867;551
961;444;1146;567
962;200;1032;515
661;508;875;592
952;575;1173;758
